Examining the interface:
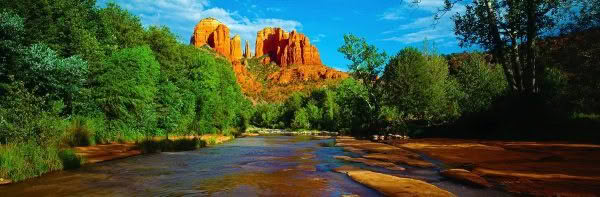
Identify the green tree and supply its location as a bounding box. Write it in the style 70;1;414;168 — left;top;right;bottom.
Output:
338;34;387;130
332;78;372;134
97;3;146;51
94;46;160;138
21;44;89;114
437;0;578;95
0;11;25;84
453;53;506;113
157;81;183;139
382;48;460;124
291;108;311;130
0;0;104;64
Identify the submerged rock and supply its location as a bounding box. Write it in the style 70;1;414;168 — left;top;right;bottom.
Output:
440;168;492;188
334;166;456;197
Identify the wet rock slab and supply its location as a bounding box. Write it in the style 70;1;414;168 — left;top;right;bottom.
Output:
334;166;456;197
335;137;435;168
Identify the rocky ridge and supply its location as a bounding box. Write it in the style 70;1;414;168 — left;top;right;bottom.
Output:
191;18;348;100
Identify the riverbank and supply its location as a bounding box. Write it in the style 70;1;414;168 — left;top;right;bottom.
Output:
334;136;600;196
0;134;233;185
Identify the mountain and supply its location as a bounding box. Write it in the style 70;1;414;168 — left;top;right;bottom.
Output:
191;18;348;102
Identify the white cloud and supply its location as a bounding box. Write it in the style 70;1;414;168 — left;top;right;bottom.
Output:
312;34;326;43
379;12;405;21
266;7;282;12
382;29;453;44
110;0;302;52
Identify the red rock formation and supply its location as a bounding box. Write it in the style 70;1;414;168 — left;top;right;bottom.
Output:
244;40;252;58
231;35;242;60
190;18;349;101
254;28;322;67
190;18;221;47
190;18;242;61
232;60;262;96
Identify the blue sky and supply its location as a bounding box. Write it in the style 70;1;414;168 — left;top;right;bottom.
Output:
97;0;474;71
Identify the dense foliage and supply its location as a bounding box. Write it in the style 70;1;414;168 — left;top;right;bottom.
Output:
0;2;250;181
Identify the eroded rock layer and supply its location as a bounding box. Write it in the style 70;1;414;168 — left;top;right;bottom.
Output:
255;27;322;67
190;18;242;61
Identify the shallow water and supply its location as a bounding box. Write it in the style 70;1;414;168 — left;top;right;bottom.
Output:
0;136;510;196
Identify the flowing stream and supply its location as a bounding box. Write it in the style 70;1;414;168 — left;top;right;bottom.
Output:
0;136;510;196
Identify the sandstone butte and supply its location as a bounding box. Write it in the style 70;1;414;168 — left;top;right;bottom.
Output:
244;40;252;58
191;18;348;98
255;27;348;84
190;17;242;61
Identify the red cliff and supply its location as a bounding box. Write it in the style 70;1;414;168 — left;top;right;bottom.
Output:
254;28;322;67
231;35;242;60
244;40;252;58
190;18;242;61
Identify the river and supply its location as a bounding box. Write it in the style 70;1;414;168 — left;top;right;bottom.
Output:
0;136;509;196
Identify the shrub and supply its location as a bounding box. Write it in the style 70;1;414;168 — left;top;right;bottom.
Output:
206;136;217;146
62;119;94;147
59;149;82;170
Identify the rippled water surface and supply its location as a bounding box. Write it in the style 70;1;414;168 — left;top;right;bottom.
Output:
0;136;509;196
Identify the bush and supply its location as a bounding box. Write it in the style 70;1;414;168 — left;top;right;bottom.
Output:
59;149;82;170
62;119;94;147
206;136;217;146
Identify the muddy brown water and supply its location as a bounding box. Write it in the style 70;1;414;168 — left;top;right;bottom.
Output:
0;136;510;196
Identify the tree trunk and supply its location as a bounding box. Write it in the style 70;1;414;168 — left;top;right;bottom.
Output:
482;0;518;92
507;0;524;92
524;0;539;94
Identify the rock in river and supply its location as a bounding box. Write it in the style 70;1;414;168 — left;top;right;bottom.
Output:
334;166;456;197
440;168;492;188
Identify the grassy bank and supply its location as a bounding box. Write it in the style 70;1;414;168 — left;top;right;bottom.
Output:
0;143;83;183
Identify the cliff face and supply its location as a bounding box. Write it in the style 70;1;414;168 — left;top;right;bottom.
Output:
231;35;242;60
190;18;242;61
255;28;322;67
244;40;252;58
191;18;348;101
